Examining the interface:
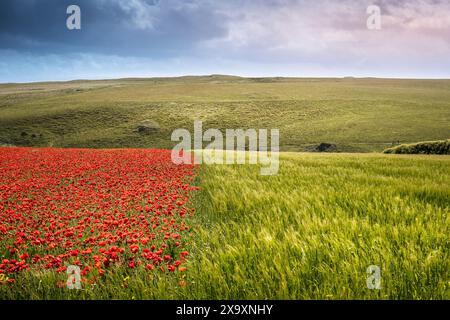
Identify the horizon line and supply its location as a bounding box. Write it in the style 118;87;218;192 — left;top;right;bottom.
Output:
2;74;450;85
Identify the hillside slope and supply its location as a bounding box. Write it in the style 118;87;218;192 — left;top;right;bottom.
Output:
1;76;449;152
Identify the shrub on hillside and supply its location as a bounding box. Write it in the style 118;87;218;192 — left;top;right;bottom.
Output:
383;139;450;155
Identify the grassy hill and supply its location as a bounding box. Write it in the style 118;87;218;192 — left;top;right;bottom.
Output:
1;76;449;152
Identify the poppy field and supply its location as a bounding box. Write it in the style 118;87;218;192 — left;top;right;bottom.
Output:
0;147;198;298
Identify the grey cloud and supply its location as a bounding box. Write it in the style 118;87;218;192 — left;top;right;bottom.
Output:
0;0;229;57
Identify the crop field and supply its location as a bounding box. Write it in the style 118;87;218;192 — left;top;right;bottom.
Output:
0;148;448;299
190;153;449;299
0;147;198;299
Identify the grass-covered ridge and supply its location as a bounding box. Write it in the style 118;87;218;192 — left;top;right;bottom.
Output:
1;76;450;152
384;139;450;155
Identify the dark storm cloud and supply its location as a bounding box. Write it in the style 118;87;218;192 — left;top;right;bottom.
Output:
0;0;229;57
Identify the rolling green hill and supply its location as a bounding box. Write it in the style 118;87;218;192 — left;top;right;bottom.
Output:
1;76;449;152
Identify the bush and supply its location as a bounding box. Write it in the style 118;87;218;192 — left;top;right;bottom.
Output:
383;139;450;155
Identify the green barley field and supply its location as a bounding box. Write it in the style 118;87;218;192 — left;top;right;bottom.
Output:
1;152;449;299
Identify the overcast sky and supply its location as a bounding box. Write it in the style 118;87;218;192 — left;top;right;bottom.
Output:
1;0;450;82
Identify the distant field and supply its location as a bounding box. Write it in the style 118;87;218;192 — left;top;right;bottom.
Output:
1;76;449;152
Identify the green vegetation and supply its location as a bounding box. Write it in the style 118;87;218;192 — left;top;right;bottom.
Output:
187;153;450;299
1;76;449;152
1;76;449;299
2;153;449;299
384;139;450;155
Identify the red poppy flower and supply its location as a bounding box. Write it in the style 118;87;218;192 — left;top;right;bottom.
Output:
129;245;139;254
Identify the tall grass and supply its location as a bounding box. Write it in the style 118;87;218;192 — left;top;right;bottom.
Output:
186;153;449;299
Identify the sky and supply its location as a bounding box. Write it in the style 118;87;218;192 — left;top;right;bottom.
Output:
1;0;450;82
